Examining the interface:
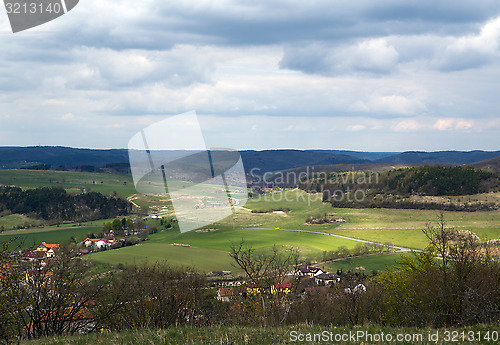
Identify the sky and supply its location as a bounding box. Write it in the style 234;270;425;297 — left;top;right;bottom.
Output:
0;0;500;151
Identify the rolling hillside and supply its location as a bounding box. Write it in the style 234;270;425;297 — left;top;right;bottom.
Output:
469;156;500;172
0;146;129;169
1;146;499;175
376;150;500;164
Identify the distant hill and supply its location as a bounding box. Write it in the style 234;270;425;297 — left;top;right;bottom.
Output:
377;151;500;164
0;147;370;175
469;156;500;172
0;146;129;169
1;146;498;176
239;150;368;174
312;150;398;161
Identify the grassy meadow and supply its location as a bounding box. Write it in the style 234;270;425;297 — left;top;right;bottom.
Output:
0;169;135;197
321;252;410;273
21;324;500;345
89;189;500;272
0;224;104;250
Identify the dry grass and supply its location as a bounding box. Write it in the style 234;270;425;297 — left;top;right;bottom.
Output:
22;324;500;345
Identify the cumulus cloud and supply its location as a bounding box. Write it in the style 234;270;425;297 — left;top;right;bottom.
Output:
392;119;423;131
432;17;500;71
348;93;427;116
280;38;399;75
434;118;475;131
73;45;216;88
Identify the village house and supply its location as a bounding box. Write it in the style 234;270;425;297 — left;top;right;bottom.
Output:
216;287;234;302
36;242;60;253
245;283;292;296
296;266;325;277
22;251;46;262
314;273;341;286
83;238;110;249
78;248;90;255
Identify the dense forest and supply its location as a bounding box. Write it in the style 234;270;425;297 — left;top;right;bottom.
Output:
381;166;498;196
0;186;130;222
298;166;500;211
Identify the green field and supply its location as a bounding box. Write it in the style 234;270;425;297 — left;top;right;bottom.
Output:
0;169;138;231
89;227;361;272
320;253;410;273
0;225;103;250
89;189;500;271
0;213;44;229
0;169;136;197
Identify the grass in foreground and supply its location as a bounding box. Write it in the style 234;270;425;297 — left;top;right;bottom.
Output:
21;324;500;345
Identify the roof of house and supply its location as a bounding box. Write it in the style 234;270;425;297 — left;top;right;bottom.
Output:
218;287;234;296
276;283;292;289
299;266;323;274
40;242;60;249
84;238;109;243
23;251;46;259
315;273;339;280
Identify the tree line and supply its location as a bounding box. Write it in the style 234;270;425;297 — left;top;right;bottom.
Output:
0;186;131;222
301;166;499;197
381;166;498;196
298;166;499;211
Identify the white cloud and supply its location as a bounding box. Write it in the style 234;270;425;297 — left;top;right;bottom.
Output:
392;119;422;131
432;17;500;71
434;118;475;131
335;38;399;74
347;124;366;131
280;38;399;75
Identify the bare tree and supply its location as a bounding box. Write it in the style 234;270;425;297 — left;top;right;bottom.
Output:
229;240;299;327
15;253;115;339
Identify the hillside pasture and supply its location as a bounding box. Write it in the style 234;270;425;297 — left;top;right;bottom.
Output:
0;213;44;229
0;225;103;250
321;252;410;273
89;227;361;272
88;243;236;272
0;169;135;197
89;189;500;270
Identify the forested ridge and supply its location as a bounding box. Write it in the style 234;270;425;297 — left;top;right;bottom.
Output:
0;186;130;222
381;166;498;196
299;166;500;211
